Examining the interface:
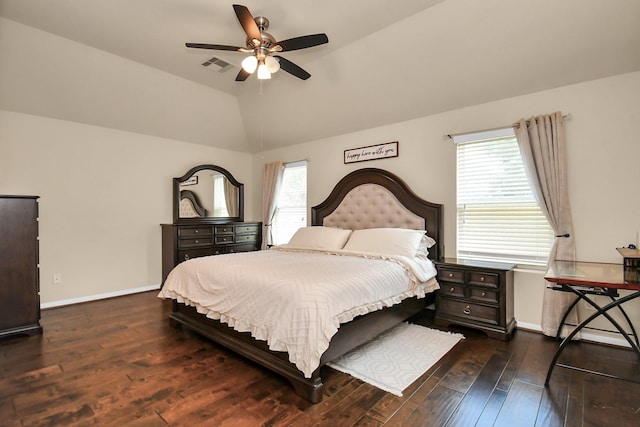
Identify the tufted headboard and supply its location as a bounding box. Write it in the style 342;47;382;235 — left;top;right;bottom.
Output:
179;190;207;218
311;168;443;260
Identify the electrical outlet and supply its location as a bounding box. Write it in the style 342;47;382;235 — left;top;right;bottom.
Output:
52;273;62;284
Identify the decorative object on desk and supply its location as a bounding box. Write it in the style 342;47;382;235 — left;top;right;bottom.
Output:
327;323;463;396
617;247;640;284
344;141;398;164
617;247;640;267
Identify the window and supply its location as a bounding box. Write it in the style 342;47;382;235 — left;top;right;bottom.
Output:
272;161;307;245
212;174;229;217
455;128;554;265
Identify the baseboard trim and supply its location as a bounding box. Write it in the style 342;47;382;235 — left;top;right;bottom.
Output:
516;321;632;348
41;284;161;309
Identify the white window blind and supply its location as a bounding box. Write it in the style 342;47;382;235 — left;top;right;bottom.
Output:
456;129;554;265
272;161;307;245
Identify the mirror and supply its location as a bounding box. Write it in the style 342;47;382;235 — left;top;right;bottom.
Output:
173;164;244;223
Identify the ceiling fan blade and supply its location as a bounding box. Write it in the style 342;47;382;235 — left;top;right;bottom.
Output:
185;42;246;52
235;68;251;81
233;4;261;45
274;56;311;80
275;34;328;52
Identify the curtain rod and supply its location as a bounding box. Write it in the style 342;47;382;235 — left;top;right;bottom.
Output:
445;113;572;140
284;158;310;165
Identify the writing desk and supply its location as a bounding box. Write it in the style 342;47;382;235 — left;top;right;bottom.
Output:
544;260;640;385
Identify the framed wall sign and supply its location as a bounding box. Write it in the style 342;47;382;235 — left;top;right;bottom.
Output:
344;141;399;164
182;176;198;186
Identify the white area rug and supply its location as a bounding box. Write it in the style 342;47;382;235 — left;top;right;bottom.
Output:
327;322;464;396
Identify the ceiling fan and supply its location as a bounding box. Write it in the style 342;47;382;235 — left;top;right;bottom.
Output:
186;4;329;81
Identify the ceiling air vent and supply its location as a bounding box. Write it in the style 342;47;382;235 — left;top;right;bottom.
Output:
201;57;234;73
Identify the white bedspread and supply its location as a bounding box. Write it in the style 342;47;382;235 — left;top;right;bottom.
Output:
158;248;439;378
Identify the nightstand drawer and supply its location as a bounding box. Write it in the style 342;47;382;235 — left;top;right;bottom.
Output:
437;268;464;284
468;271;499;288
439;283;465;298
469;287;499;304
438;298;499;325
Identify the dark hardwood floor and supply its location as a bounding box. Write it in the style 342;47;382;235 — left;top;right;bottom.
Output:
1;291;639;426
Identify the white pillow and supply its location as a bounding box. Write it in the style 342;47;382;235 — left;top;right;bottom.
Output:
286;226;352;250
416;235;437;259
343;228;426;257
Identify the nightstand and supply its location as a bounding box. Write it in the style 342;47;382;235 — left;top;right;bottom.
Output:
434;258;516;340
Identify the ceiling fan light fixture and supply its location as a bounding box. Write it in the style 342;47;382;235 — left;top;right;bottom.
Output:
265;55;280;73
257;61;271;79
241;55;258;73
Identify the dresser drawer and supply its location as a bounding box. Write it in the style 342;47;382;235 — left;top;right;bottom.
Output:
236;224;259;234
178;237;213;248
235;233;257;244
178;247;221;262
230;243;259;253
439;283;465;298
178;227;212;238
215;225;234;234
438;297;499;325
215;234;234;244
469;287;499;304
437;268;464;284
468;271;499;288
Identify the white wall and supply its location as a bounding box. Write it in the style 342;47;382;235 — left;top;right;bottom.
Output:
253;72;640;341
0;17;249;152
0;110;256;305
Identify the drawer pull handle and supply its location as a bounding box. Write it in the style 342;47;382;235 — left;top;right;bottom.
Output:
463;306;471;315
194;240;199;244
184;254;190;260
480;276;485;282
481;291;486;297
448;273;454;278
195;230;199;234
450;287;455;292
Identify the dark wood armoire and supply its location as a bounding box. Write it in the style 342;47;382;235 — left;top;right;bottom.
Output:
0;195;42;338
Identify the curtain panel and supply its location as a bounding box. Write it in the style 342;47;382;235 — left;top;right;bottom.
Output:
261;161;285;250
514;111;577;337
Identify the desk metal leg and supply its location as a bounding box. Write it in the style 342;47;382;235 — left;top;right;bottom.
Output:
607;295;640;348
545;290;640;386
554;292;580;340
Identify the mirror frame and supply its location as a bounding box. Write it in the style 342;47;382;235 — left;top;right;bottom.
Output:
173;164;244;223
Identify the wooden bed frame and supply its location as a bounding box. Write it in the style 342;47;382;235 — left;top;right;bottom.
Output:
168;168;443;403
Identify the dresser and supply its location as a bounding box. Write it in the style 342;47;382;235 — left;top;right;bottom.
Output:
434;258;515;340
161;222;262;283
0;195;43;338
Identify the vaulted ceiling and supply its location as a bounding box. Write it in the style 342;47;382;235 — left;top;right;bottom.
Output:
1;0;639;152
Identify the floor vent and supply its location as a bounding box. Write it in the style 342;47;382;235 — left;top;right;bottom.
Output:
201;57;234;73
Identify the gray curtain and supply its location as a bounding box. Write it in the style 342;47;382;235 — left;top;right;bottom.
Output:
261;161;284;250
514;111;577;337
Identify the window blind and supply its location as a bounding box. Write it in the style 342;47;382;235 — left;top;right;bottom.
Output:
456;131;554;265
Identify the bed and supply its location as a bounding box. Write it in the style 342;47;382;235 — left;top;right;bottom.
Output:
159;168;443;403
